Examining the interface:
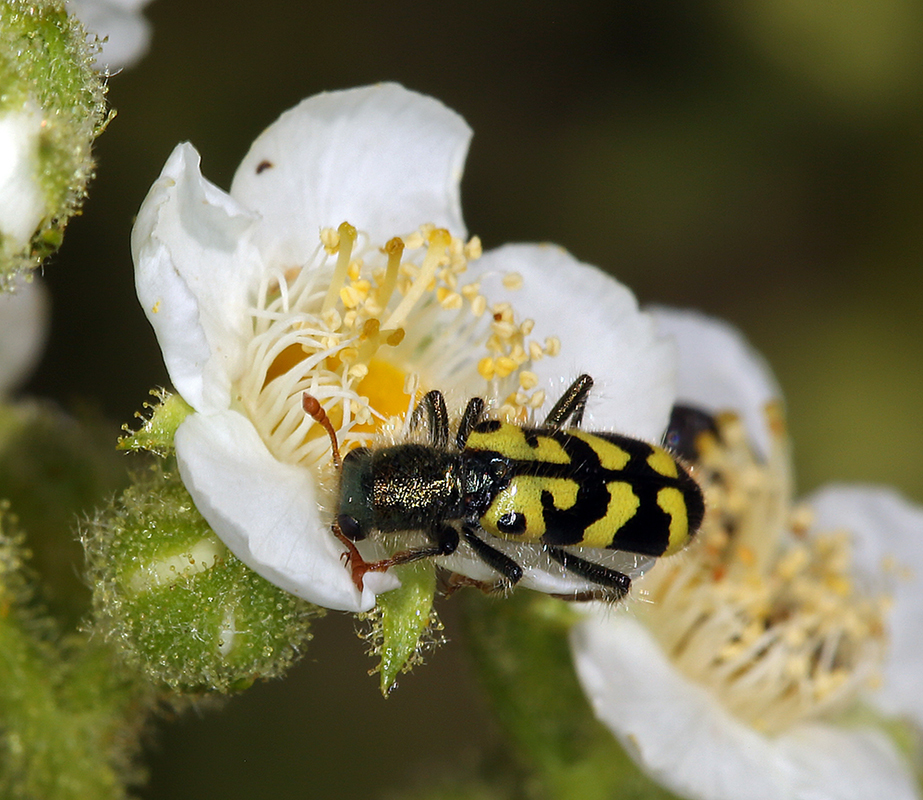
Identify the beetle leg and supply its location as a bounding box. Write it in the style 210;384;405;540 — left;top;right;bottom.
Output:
544;374;593;430
460;525;524;586
409;390;450;448
334;522;460;591
546;545;631;601
456;396;485;448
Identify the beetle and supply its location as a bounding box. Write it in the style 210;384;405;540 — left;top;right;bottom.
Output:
304;374;705;600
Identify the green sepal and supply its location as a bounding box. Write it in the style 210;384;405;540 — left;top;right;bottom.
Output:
462;591;680;800
83;465;322;693
118;389;193;456
362;560;442;696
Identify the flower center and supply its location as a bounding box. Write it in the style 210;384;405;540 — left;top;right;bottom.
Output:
639;408;888;734
236;222;557;471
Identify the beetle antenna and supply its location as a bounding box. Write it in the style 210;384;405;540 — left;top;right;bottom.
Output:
302;393;342;470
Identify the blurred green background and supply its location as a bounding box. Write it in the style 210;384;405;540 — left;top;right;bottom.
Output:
22;0;923;797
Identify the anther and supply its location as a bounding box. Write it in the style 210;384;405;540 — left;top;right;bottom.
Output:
383;229;451;329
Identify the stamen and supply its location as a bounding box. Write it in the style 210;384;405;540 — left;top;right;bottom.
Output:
376;237;404;310
638;409;887;734
383;228;451;330
321;222;357;315
240;218;561;481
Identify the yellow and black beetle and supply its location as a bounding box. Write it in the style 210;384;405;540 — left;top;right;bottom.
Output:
304;374;705;601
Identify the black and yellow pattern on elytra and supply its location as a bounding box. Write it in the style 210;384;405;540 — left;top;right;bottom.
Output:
466;421;704;559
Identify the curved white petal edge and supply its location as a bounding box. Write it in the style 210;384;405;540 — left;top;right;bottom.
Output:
571;612;920;800
474;244;677;443
132;85;475;611
134;83;686;609
175;411;396;612
229;83;471;268
808;484;923;729
649;307;782;460
132;142;260;414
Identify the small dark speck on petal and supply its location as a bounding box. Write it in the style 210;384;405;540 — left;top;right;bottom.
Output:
256;160;274;174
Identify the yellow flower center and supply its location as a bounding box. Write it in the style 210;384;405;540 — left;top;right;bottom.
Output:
639;407;888;734
236;221;558;472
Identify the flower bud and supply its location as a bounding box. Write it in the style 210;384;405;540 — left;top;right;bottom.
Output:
83;465;322;693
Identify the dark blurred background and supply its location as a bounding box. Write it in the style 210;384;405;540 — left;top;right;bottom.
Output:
24;1;923;797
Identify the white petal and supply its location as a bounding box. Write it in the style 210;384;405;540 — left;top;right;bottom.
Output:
0;276;48;395
132;142;261;413
474;244;677;442
571;612;919;800
175;410;396;612
650;308;782;460
438;540;651;597
229;83;471;267
68;0;152;71
0;104;46;247
808;484;923;728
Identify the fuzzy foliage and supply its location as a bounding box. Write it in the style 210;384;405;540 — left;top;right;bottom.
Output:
0;0;111;281
0;514;153;800
83;465;322;693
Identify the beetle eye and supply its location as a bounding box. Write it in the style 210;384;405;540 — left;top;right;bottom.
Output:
337;514;365;541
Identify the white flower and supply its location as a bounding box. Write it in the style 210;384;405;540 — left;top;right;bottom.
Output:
67;0;154;71
131;83;677;613
0;275;49;395
0;103;47;259
571;309;922;800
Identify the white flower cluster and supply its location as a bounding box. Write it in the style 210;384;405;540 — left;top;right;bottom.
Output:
131;83;923;798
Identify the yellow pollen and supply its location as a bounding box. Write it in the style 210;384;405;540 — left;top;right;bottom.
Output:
637;410;888;734
240;218;562;474
437;287;463;309
461;282;480;301
544;336;561;357
494;356;517;378
502;272;524;290
464;236;483;259
320;226;339;253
